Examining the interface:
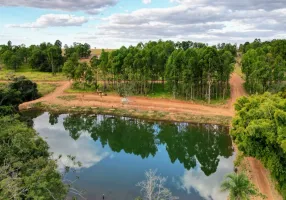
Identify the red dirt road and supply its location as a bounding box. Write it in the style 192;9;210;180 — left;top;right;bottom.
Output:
20;73;245;117
18;72;279;200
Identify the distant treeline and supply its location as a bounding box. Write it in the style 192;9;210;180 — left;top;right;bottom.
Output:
1;40;237;102
239;39;286;94
0;40;91;73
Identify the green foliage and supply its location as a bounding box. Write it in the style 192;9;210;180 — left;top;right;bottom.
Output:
221;173;261;200
0;76;39;116
62;40;235;102
63;55;97;89
9;76;39;102
0;40;63;73
231;93;286;198
241;39;286;94
0;115;67;199
64;42;91;59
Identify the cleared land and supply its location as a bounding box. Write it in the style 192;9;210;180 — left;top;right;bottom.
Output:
0;70;67;81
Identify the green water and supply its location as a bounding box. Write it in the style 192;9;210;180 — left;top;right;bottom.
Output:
26;112;235;200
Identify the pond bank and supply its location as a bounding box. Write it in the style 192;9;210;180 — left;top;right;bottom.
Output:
22;102;232;126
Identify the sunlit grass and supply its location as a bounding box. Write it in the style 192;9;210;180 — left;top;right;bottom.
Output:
0;69;67;81
37;83;58;96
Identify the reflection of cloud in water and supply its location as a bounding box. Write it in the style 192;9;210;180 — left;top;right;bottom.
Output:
33;113;110;171
180;157;234;200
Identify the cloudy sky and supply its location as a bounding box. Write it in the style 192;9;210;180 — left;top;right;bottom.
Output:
0;0;285;48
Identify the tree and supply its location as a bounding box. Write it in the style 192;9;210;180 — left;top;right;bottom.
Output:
241;39;286;94
0;116;67;199
61;40;234;102
221;173;261;200
231;93;286;198
136;169;178;200
62;53;79;80
9;76;39;102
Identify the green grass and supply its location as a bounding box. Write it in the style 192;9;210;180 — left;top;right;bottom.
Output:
146;83;228;105
65;83;97;93
65;87;96;93
37;83;58;96
146;84;173;99
192;98;229;106
0;69;67;81
57;95;77;101
234;65;245;79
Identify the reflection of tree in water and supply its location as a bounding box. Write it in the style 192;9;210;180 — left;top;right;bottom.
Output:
49;113;59;125
63;115;157;159
60;114;233;175
158;123;233;176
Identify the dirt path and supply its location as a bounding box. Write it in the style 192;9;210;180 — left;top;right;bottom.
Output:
17;73;277;200
19;74;243;117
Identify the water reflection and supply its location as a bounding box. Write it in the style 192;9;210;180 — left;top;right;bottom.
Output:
27;112;234;200
60;114;233;176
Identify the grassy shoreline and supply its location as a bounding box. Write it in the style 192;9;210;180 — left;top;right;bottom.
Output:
23;102;232;126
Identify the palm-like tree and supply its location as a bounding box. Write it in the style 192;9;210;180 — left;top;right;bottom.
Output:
221;173;260;200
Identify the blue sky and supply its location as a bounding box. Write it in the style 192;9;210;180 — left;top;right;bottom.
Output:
0;0;285;48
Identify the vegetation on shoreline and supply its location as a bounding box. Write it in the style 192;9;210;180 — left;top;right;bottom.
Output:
0;115;67;199
221;172;263;200
0;77;70;199
26;102;232;126
231;92;286;198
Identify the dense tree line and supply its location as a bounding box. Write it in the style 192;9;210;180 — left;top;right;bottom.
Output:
63;40;236;103
240;39;286;94
0;40;91;74
231;93;286;198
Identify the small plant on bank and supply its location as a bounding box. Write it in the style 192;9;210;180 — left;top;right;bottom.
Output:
221;172;265;200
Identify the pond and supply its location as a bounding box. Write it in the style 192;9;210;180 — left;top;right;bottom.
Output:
26;112;235;200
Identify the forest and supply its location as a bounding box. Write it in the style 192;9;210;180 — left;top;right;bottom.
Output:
240;39;286;94
0;40;237;103
66;41;237;103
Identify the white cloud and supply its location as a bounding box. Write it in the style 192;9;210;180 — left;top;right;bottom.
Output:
1;0;286;48
180;156;235;200
7;14;88;28
33;113;111;171
78;0;286;47
142;0;152;4
0;0;118;14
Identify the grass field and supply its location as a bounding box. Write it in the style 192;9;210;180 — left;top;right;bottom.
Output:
91;49;115;56
0;70;67;81
37;83;58;96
